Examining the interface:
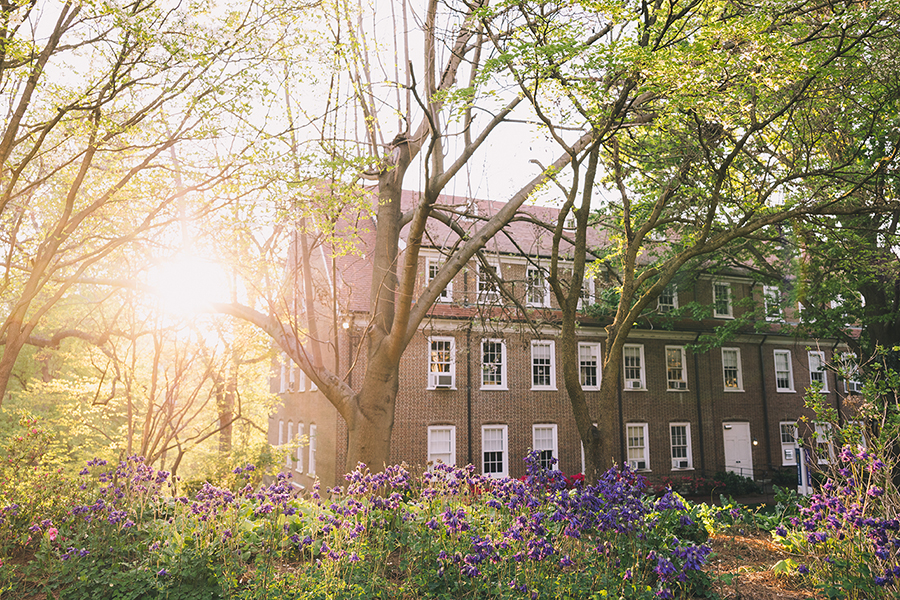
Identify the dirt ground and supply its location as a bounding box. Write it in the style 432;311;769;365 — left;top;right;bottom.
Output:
706;532;821;599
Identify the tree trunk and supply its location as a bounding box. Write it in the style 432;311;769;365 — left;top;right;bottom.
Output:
344;361;399;471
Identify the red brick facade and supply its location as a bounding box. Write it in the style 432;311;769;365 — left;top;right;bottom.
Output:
268;197;854;488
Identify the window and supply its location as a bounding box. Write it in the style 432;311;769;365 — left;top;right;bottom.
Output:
296;423;304;473
658;285;678;313
578;343;601;390
279;353;287;393
670;423;692;469
481;339;507;389
813;422;834;464
713;281;733;318
774;350;794;392
808;351;828;392
626;423;649;471
288;360;297;391
482;425;508;478
526;266;549;307
763;286;782;321
666;346;687;390
428;337;456;389
579;276;595;308
426;257;452;302
722;348;743;391
308;424;317;475
840;353;863;394
286;421;293;468
477;261;500;300
278;419;285;447
531;341;556;390
623;344;645;390
295;364;306;392
780;422;797;466
428;426;456;466
532;424;558;471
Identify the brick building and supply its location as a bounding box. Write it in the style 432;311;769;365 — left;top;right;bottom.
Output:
269;192;855;488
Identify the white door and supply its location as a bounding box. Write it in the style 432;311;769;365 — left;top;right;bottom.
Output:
723;422;754;479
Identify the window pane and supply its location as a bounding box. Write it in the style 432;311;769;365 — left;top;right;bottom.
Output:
482;341;504;386
579;344;598;387
532;343;552;387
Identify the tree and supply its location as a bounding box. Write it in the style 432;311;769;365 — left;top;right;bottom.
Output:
209;0;608;471
481;0;900;480
0;0;291;405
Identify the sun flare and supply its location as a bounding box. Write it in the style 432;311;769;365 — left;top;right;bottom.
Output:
149;254;230;315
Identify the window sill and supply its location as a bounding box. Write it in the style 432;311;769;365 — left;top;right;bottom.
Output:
670;467;694;471
713;314;734;319
776;388;796;393
427;387;458;391
723;388;744;393
530;386;557;392
666;387;690;392
624;387;647;392
480;386;509;391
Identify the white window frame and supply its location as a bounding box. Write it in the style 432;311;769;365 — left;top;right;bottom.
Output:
713;281;733;318
813;422;834;465
532;424;559;471
278;419;285;447
578;276;595;309
626;423;649;471
578;342;601;390
481;425;508;478
288;360;297;392
763;286;782;321
669;423;693;470
530;340;556;390
308;424;317;475
665;346;688;391
658;285;678;313
427;425;456;467
476;260;501;301
286;421;293;468
774;350;795;392
279;353;288;393
622;344;646;390
525;265;550;307
808;351;828;392
481;339;508;390
296;423;304;473
721;347;743;391
427;336;456;390
840;352;863;394
295;364;306;393
779;421;797;466
426;257;452;302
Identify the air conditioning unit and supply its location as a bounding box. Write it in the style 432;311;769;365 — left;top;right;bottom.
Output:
627;380;641;389
670;381;687;390
435;373;453;388
672;460;689;469
628;460;646;470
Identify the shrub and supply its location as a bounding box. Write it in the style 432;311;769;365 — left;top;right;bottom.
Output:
0;436;716;599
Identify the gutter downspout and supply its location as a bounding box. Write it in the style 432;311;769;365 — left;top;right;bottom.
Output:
758;335;773;474
692;333;706;473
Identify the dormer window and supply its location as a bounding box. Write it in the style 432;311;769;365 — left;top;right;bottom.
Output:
525;266;549;307
713;281;733;318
